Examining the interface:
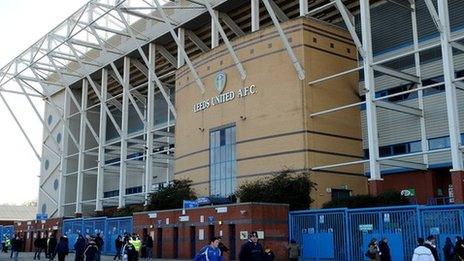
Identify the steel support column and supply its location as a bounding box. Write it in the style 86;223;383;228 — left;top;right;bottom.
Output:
177;28;185;68
57;89;69;217
118;57;130;209
299;0;308;16
145;43;156;205
410;0;429;165
75;80;88;214
211;10;219;48
95;68;108;211
438;0;463;171
251;0;260;32
360;0;381;183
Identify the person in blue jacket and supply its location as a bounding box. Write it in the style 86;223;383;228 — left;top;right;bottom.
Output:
194;236;222;261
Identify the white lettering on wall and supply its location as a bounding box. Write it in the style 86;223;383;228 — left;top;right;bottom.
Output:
193;85;257;113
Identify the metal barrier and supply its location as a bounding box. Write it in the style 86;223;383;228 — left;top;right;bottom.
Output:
289;204;464;261
62;216;132;255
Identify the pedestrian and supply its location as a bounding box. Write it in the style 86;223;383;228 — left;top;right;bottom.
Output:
144;235;153;259
56;236;69;261
83;239;98;261
412;237;435;261
424;235;439;261
9;235;16;259
129;235;141;260
94;233;104;261
48;233;58;261
34;235;44;260
43;234;49;258
239;231;264;261
287;239;300;261
113;235;123;261
74;234;86;261
217;236;229;258
10;234;21;261
122;236;137;261
455;236;464;261
379;237;391;261
264;246;275;261
442;237;455;261
193;236;222;261
365;238;380;261
1;236;7;253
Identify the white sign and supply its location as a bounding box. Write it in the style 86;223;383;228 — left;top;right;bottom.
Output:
219;230;223;236
179;216;189;222
200;215;204;223
166;218;170;225
257;231;264;239
359;224;374;232
193;85;257;113
148;213;157;219
240;231;248;240
199;229;205;240
216;207;228;213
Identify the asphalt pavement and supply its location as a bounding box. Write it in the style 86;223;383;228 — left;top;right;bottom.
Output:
0;251;182;260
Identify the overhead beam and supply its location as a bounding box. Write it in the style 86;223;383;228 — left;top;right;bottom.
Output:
372;65;421;83
381;159;427;170
375;100;422;116
218;12;245;37
185;29;210;53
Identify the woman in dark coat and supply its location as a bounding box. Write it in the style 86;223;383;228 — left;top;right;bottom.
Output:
378;238;391;261
48;234;58;260
84;239;98;261
56;236;69;261
74;234;86;261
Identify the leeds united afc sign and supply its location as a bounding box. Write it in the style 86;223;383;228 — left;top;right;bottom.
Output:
215;71;227;94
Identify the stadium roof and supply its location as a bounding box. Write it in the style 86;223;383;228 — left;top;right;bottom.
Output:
0;205;36;221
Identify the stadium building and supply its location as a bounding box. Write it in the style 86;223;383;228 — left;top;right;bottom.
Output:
1;0;464;218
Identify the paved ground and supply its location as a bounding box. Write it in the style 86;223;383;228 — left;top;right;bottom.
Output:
0;252;182;260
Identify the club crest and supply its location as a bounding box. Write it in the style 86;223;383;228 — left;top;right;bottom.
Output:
215;71;227;94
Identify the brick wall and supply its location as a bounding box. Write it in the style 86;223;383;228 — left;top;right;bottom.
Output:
133;203;289;260
14;218;63;252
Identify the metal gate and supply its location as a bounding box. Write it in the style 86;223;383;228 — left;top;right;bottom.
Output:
290;208;348;260
105;217;133;255
290;204;464;261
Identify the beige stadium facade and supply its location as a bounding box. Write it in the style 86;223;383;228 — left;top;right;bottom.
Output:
2;0;464;218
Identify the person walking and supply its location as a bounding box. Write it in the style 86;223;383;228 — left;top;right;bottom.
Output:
74;234;86;261
413;238;435;261
239;231;264;261
10;234;21;261
379;238;392;261
366;238;380;261
9;235;16;259
42;235;49;259
1;236;7;253
34;235;43;260
442;237;455;261
193;236;222;261
424;235;439;261
113;235;123;261
144;235;153;259
455;236;464;261
287;239;300;261
56;236;69;261
129;235;141;260
122;236;137;261
94;233;104;261
84;239;99;261
48;234;58;261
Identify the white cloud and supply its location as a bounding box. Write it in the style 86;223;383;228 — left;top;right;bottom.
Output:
0;0;89;205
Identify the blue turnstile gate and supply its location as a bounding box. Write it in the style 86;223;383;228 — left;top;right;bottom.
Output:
290;205;464;261
63;216;132;255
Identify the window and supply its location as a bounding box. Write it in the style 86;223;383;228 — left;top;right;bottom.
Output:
429;136;450;150
331;189;351;200
210;125;236;197
53;179;59;191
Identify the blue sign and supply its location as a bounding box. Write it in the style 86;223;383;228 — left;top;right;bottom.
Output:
208;216;215;223
196;197;211;205
183;200;199;209
36;213;48;220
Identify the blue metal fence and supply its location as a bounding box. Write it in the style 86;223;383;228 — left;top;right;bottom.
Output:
289;205;464;261
62;216;132;255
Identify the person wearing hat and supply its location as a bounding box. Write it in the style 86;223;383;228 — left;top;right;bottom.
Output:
424;235;439;261
239;231;264;261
